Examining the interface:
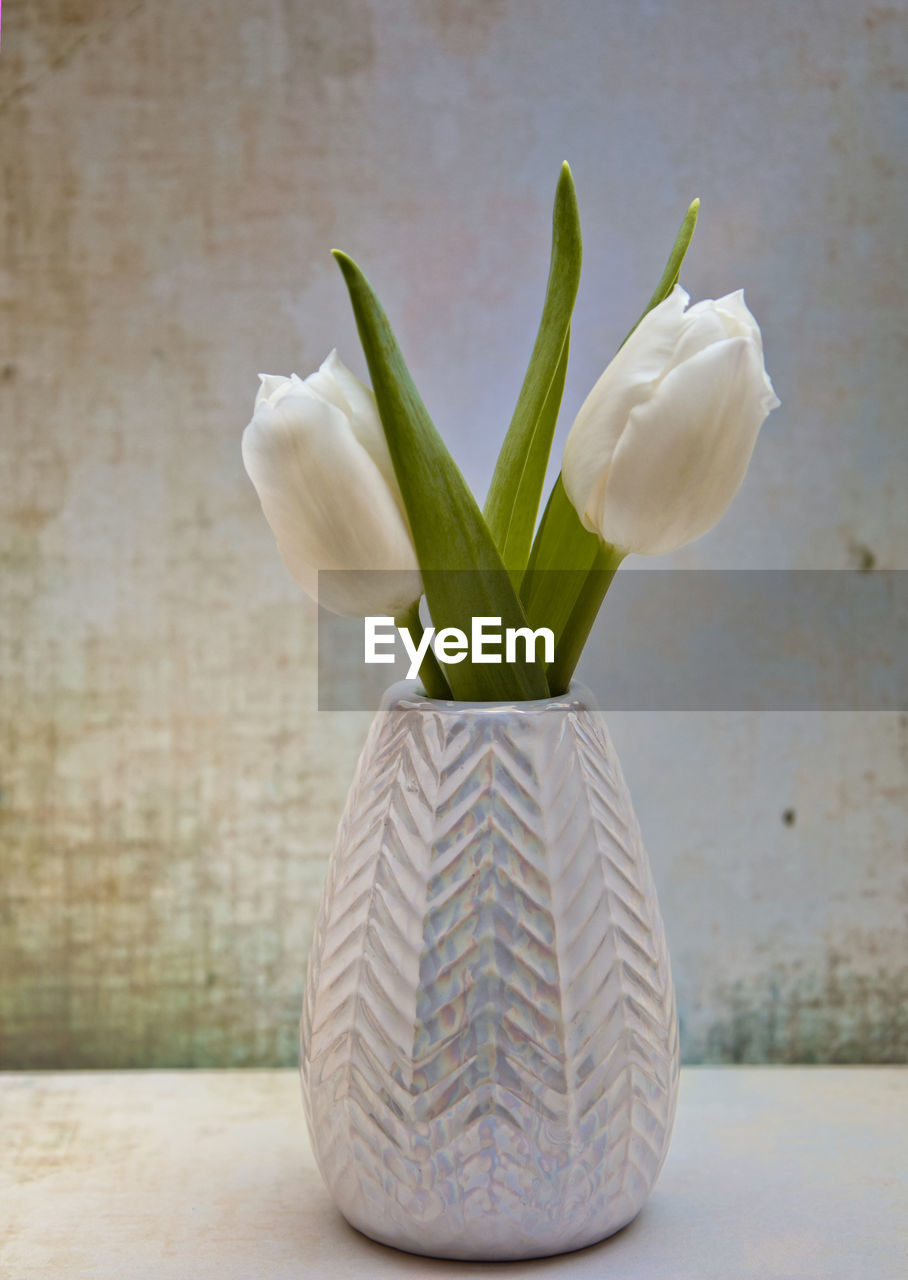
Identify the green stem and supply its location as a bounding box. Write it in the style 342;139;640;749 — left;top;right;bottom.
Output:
395;600;452;700
547;544;625;694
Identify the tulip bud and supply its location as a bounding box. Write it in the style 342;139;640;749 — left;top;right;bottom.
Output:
562;285;780;556
242;350;423;617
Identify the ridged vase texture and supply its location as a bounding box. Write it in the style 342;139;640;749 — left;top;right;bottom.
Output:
300;681;679;1261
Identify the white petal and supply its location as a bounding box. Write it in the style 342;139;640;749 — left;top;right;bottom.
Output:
255;373;288;408
241;389;421;616
563;284;692;529
256;371;310;410
761;371;781;414
317;567;425;618
318;350;377;437
600;283;692;390
664;306;728;372
562;376;632;533
599;336;773;555
306;350;402;502
709;292;780;412
304;349;351;416
710;289;760;341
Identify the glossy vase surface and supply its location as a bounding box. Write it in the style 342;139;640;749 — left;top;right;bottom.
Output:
300;680;679;1261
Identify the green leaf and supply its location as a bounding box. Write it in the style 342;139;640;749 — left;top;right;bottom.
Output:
623;196;700;345
519;479;624;694
500;330;570;590
334;250;550;702
483;163;582;574
520;475;600;644
545;543;624;695
394;601;452;700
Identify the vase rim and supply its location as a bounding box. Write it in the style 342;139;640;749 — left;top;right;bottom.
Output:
378;679;596;716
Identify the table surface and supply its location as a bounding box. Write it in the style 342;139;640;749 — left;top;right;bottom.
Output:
1;1067;906;1279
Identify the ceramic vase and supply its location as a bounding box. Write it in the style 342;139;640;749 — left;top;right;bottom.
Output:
300;680;679;1261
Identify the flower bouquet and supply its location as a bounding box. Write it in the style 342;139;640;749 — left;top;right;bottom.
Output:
243;165;777;1261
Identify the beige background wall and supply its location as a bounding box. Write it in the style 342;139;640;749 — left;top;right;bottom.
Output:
1;0;906;1066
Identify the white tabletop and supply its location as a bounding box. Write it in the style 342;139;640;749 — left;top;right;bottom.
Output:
1;1067;906;1278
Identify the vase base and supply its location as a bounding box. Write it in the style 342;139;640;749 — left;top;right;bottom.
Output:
339;1205;641;1263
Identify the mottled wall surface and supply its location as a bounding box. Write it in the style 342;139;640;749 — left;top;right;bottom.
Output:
0;0;905;1066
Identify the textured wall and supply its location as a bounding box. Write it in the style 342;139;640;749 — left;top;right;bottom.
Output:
0;0;905;1067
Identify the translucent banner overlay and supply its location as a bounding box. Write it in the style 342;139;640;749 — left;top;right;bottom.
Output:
317;570;908;711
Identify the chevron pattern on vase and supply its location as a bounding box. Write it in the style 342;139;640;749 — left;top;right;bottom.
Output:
300;681;679;1261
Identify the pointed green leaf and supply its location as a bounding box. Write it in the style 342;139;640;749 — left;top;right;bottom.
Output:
501;328;570;588
333;250;550;701
483;163;582;573
623;196;700;345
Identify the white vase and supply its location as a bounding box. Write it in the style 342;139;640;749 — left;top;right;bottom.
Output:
300;680;679;1261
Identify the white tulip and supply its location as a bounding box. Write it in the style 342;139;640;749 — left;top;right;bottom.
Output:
562;285;780;556
242;350;423;617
